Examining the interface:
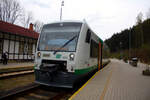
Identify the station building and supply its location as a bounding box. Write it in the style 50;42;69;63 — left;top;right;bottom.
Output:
0;20;39;62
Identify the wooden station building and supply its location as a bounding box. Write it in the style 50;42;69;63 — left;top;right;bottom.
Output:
0;20;39;62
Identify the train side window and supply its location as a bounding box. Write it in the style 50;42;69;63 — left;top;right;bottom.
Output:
90;40;99;58
85;29;91;43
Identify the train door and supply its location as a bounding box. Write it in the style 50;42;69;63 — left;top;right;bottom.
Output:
98;42;102;70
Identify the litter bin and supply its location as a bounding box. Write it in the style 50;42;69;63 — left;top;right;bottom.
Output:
131;58;138;67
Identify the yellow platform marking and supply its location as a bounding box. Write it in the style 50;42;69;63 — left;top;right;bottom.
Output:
69;64;110;100
100;66;113;100
68;72;99;100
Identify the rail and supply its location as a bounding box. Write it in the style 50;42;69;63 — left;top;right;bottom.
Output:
0;83;39;100
0;70;34;79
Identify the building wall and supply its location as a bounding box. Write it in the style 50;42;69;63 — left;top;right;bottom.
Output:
9;41;14;53
0;32;38;61
9;40;14;59
15;42;19;59
3;40;9;52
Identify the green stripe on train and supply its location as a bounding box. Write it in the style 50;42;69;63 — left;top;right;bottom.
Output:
75;65;98;75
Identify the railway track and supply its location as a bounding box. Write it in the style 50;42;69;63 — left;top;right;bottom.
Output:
0;83;39;100
0;61;110;100
0;83;71;100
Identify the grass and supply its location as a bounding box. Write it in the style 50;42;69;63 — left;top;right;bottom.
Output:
0;74;35;92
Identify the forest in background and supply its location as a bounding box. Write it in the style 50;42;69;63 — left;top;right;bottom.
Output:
105;12;150;64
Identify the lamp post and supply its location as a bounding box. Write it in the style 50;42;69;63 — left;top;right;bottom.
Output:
129;29;131;61
120;42;122;59
60;0;64;21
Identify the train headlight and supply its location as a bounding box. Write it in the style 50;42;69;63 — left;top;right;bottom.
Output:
69;53;75;61
37;52;41;58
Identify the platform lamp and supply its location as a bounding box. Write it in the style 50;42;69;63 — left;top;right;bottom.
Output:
60;0;64;21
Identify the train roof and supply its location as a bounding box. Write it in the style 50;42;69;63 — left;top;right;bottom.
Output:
44;20;83;25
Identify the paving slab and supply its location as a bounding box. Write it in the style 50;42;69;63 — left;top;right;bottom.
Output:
70;59;150;100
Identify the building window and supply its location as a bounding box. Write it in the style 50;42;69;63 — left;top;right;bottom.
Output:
24;42;28;54
19;42;24;54
90;39;99;58
28;43;33;54
4;34;9;39
10;35;15;41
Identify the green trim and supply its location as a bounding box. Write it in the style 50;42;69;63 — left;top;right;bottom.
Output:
75;65;98;75
56;54;62;58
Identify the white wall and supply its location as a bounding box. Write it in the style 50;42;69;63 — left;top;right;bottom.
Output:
24;55;27;59
9;41;14;53
3;40;8;52
32;44;36;54
9;55;13;59
19;55;23;59
14;42;19;59
15;42;19;53
15;55;18;59
28;55;31;59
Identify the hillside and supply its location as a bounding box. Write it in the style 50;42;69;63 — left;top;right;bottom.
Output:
105;18;150;63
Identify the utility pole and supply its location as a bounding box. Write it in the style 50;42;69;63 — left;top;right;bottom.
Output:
129;29;131;60
60;0;64;21
120;42;122;59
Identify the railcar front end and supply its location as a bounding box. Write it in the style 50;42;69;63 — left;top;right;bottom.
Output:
34;22;82;88
34;21;103;88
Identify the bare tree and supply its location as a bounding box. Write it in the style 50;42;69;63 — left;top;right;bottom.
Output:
21;11;33;28
34;20;44;33
0;0;22;24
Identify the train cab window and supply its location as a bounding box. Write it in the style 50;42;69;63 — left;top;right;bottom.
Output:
90;40;99;58
85;29;91;43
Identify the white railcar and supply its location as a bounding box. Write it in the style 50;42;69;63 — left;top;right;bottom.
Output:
34;20;103;88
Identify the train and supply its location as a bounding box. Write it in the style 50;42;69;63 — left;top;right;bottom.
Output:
34;20;104;88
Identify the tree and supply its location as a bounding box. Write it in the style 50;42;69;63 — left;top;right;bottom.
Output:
33;20;44;33
136;12;143;25
146;8;150;19
0;0;22;24
136;12;144;47
21;11;33;28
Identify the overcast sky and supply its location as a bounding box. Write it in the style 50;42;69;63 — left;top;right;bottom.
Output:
20;0;150;40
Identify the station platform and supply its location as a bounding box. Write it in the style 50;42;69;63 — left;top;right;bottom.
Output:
0;62;34;69
69;59;150;100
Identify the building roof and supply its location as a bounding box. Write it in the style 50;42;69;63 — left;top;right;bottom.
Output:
0;20;39;39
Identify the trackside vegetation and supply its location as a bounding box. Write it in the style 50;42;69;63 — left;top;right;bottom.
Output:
105;12;150;65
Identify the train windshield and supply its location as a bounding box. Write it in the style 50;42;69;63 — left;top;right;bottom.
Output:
38;22;82;51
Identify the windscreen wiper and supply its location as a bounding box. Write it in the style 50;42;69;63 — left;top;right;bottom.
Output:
53;35;78;55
